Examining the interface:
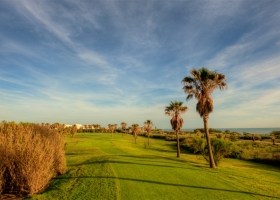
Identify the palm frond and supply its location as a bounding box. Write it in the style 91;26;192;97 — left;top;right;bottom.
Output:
181;76;194;84
186;94;193;100
183;67;227;117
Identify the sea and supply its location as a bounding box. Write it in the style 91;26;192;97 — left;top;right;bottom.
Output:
162;128;280;134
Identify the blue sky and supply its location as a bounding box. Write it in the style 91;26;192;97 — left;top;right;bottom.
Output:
1;0;280;128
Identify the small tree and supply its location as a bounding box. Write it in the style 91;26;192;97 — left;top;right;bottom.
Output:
144;120;154;146
272;135;276;145
108;124;115;137
71;125;78;138
131;124;140;144
120;122;127;136
165;101;188;158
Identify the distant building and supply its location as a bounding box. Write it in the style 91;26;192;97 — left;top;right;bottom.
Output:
64;124;83;129
64;124;72;128
75;124;83;129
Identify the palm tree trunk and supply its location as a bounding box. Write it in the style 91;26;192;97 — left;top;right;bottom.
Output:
203;116;216;168
148;131;150;146
176;130;180;158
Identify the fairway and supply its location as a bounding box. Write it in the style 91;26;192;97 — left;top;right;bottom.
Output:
31;133;280;200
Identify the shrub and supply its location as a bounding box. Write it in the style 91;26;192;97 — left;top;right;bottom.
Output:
165;135;187;142
259;134;271;140
189;137;206;154
0;122;66;197
270;131;280;139
150;134;166;139
209;138;232;164
228;144;243;159
229;132;240;141
183;137;233;165
165;135;176;141
216;133;223;139
272;152;280;160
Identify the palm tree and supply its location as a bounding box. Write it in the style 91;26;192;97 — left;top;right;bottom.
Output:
131;124;140;144
182;67;227;168
108;124;114;137
71;125;78;138
120;122;127;136
93;124;100;132
165;101;188;158
144;120;153;146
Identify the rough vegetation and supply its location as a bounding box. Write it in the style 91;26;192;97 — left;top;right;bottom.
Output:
152;130;280;166
0;121;66;197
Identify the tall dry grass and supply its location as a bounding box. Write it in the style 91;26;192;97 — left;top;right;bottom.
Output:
0;122;66;197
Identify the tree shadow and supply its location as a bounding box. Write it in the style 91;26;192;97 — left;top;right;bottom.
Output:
108;154;209;169
67;153;210;171
68;159;205;172
54;176;279;199
147;142;190;155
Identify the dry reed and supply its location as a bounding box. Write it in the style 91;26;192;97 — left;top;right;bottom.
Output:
0;122;66;197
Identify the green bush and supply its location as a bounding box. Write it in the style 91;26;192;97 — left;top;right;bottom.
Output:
150;134;166;139
216;133;223;139
229;133;240;141
182;137;233;165
165;135;176;141
209;138;232;164
189;137;206;153
270;130;280;139
165;135;187;142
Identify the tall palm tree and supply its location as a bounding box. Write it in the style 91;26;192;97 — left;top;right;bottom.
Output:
71;125;78;138
131;124;140;144
93;124;100;132
144;120;153;146
114;124;118;131
120;122;127;136
182;67;227;168
165;101;188;158
108;124;114;137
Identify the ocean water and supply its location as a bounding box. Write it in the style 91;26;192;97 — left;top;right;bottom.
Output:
162;128;280;134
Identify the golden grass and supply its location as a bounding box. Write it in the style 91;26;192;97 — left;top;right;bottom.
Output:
0;122;66;197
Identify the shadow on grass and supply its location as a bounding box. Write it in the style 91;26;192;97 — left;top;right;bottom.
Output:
67;153;211;171
147;143;189;154
247;159;280;169
54;176;279;199
68;159;205;171
107;154;210;169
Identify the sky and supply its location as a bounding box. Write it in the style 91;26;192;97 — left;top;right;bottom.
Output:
1;0;280;129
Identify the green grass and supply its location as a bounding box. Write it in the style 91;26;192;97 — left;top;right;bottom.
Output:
31;133;280;200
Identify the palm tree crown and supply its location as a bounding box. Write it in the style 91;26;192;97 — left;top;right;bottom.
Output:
182;68;227;117
144;120;153;129
121;122;127;129
165;101;188;131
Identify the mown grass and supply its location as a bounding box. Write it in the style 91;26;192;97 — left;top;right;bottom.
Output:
31;133;280;200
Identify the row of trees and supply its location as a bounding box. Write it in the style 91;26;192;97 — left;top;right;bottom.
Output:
129;120;154;144
165;68;227;169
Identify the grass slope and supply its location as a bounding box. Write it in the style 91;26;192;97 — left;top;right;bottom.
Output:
31;133;280;200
